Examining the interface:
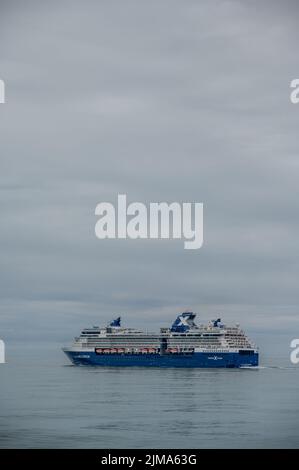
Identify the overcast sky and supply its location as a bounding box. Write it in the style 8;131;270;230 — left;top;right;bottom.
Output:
1;0;299;341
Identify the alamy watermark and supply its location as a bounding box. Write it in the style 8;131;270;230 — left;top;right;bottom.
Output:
290;339;299;364
0;339;5;364
290;79;299;104
0;79;5;103
95;194;203;250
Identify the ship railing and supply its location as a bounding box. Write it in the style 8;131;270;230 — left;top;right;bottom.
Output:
75;340;89;348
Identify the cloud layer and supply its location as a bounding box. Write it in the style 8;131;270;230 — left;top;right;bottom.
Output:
1;0;299;339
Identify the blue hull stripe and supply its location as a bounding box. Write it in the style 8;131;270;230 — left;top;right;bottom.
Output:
64;351;259;368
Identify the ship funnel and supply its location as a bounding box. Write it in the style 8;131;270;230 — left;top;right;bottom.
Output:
109;317;121;327
170;312;197;332
213;318;222;328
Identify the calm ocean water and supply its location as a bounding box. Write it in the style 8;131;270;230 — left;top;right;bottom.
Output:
0;336;298;448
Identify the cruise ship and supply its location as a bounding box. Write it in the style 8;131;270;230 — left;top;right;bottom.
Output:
63;312;259;368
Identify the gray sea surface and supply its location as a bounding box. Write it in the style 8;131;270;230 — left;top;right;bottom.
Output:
0;333;298;448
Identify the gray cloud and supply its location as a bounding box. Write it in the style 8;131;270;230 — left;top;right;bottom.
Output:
0;0;299;341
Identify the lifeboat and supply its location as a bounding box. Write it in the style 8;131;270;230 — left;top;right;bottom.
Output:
148;348;156;353
117;348;125;353
95;348;103;354
168;348;178;354
141;348;148;354
103;348;111;354
110;348;117;353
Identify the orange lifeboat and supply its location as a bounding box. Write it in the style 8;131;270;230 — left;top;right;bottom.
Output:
169;348;178;353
